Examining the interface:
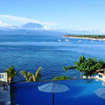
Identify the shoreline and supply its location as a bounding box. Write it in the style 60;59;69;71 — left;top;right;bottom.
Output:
63;35;105;41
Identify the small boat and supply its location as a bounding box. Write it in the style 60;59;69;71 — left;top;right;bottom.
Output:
65;39;70;41
58;39;61;42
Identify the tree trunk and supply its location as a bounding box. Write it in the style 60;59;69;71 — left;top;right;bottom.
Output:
8;77;13;83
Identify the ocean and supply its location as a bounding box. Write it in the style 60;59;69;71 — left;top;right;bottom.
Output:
0;34;105;81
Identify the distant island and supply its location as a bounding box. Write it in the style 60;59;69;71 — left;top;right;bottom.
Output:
63;35;105;40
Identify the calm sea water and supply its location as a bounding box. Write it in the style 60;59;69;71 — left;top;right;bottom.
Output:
0;35;105;81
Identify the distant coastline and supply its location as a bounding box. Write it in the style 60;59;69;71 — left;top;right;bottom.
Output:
63;35;105;40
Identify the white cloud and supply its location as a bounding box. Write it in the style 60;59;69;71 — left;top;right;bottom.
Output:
0;15;58;30
0;20;10;27
0;15;39;24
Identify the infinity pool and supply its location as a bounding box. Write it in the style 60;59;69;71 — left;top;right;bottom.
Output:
11;80;105;105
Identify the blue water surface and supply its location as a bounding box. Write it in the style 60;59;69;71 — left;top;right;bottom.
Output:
0;35;105;80
1;34;105;104
12;80;105;105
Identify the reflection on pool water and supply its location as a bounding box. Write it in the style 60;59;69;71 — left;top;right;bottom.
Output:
11;80;105;105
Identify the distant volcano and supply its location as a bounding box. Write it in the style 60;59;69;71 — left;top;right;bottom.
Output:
22;23;43;29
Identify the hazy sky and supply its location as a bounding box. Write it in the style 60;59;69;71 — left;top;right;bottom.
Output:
0;0;105;31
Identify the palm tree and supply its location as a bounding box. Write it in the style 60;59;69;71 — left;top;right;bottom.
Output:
64;56;105;78
20;66;42;82
4;66;17;82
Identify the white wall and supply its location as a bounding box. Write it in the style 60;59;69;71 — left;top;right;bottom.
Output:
0;73;8;82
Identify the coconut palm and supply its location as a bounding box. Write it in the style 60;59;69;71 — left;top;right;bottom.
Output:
63;56;105;77
4;66;17;82
20;66;42;82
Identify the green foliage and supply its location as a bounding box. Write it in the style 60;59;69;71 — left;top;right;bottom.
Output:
79;56;86;63
64;35;105;39
35;66;42;81
53;75;71;81
64;56;105;76
63;66;76;71
20;66;42;82
3;66;17;82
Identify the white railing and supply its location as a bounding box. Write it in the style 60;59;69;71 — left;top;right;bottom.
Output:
0;73;8;82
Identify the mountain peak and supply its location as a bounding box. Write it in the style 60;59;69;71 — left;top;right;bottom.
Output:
22;22;43;29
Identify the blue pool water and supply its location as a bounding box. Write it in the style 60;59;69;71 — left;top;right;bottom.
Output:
0;35;105;80
12;80;105;105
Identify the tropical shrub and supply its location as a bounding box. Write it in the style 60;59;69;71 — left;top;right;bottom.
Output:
53;75;71;81
20;66;42;82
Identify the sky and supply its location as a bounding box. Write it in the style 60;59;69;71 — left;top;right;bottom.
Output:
0;0;105;32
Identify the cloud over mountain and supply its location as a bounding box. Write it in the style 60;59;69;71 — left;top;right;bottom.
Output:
0;15;105;35
0;15;57;30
